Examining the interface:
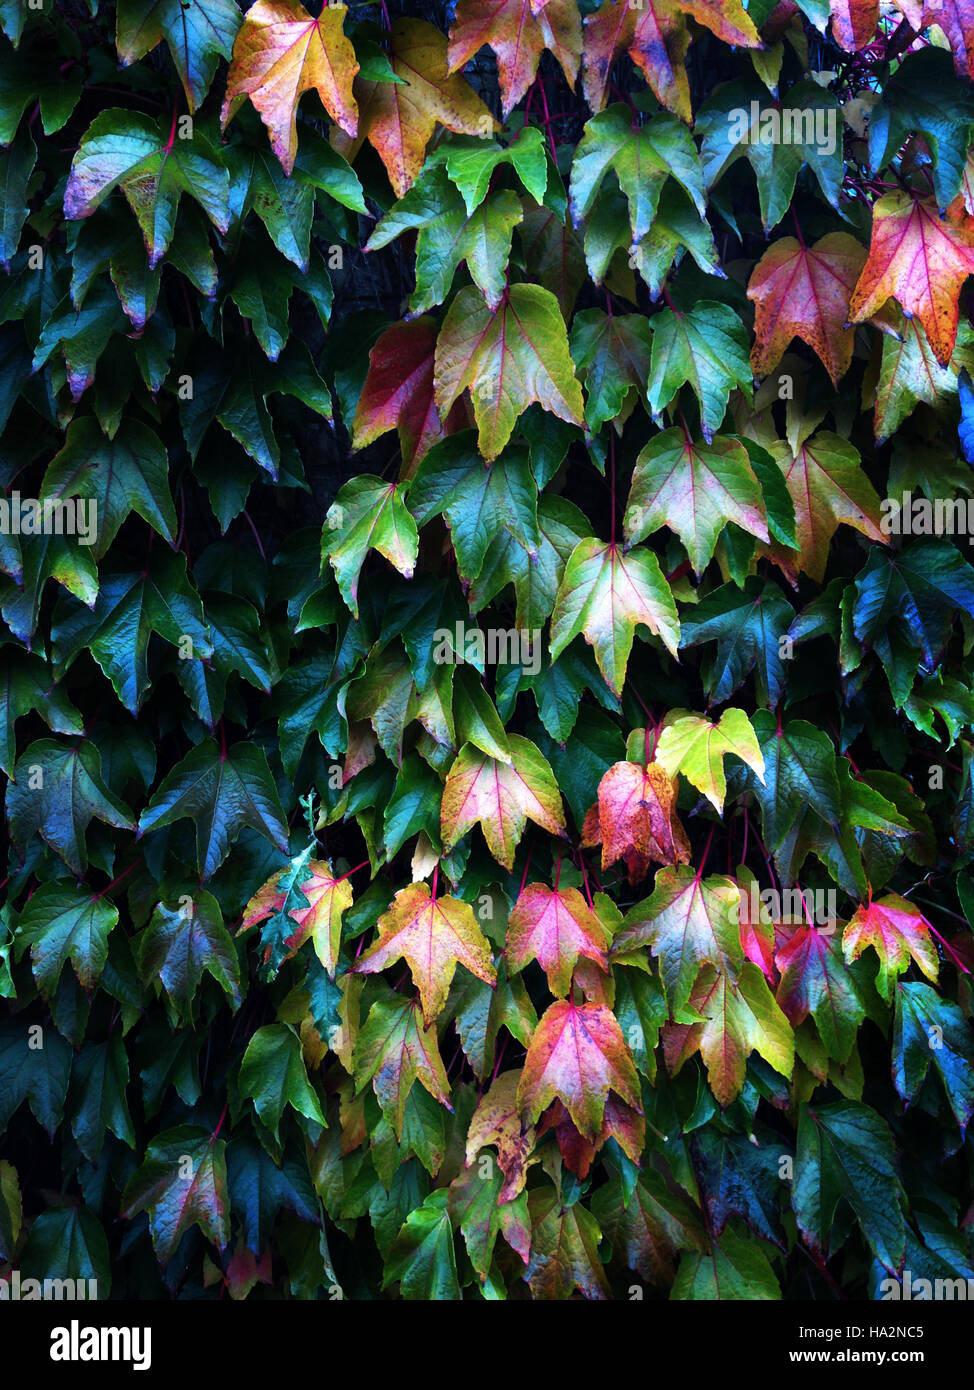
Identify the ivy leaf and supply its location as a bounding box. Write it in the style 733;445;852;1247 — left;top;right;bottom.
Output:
441;735;566;871
116;0;243;112
335;18;496;199
871;317;974;444
19;1206;112;1296
570;106;705;247
627;431;768;575
664;962;794;1106
614;866;743;1016
139;891;242;1023
241;859;352;978
447;1161;530;1283
506;883;612;997
353;882;496;1025
792;1101;907;1270
569;309;653;433
525;1186;610;1299
68;1035;136;1162
238;1024;326;1140
16;882;119;997
64;110;230;267
0;1020;72;1138
353;996;452;1138
672;1226;780;1299
584;760;691;882
655;708;765;814
121;1124;230;1264
893;981;974;1132
767;432;884;584
517;998;640;1141
647;305;751;442
31;282;128;402
0;649;82;779
852;540;974;674
431;127;547;215
747;232;867;387
227;1134;319;1256
6;739;134;874
40;416;177;561
848;193;974;368
740;710;840;861
138;740;289;880
221;0;359;172
868;49;974;212
323;477;418;619
408;435;541;581
447;0;581;118
383;1189;460;1300
550;540;681;696
775;925;865;1065
842;894;939;1002
434;283;584;462
466;1069;537;1201
678;578;795;707
0;132;34;271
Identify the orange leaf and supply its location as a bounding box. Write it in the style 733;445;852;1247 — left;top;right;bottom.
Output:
239;859;353;975
517;998;641;1141
506;883;611;996
352;881;496;1024
441;735;566;871
847;193;974;368
747;232;866;386
447;0;581;118
222;0;359;174
334;18;497;198
466;1070;538;1201
842;894;939;1001
586;760;691;882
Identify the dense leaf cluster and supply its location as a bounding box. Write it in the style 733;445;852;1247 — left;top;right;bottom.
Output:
2;0;974;1301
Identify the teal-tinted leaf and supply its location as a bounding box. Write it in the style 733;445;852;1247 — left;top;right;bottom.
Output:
6;739;134;874
238;1023;326;1141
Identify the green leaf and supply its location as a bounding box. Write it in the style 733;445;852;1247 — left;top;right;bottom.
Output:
20;1206;111;1297
0;648;82;779
0;131;35;270
569;309;652;434
120;1124;230;1264
678;578;794;706
139;891;242;1023
68;1035;136;1162
869;49;974;212
647;304;752;442
238;1024;326;1141
893;982;974;1132
6;739;134;874
433;127;547;214
324;476;419;618
382;1189;460;1299
16;882;119;998
116;0;242;112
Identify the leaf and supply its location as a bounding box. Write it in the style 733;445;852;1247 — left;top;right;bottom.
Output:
584;760;691;882
655;708;765;814
68;1035;136;1162
221;0;359;173
353;996;452;1137
648;305;751;444
241;859;352;978
434;283;584;462
852;540;974;676
121;1124;230;1264
323;477;418;618
868;49;974;212
549;540;681;696
871;316;974;444
669;961;795;1106
842;894;939;1002
590;1170;705;1286
440;735;566;871
747;232;867;386
447;0;581;118
518;998;640;1141
775;925;865;1064
848;193;974;368
64;110;230;267
506;883;612;996
893;981;974;1132
524;1187;609;1299
139;891;242;1023
0;1021;72;1138
627;431;768;575
447;1162;530;1282
335;18;496;199
432;127;547;215
16;883;119;998
353;882;495;1025
569;309;653;433
138;740;289;880
0;649;82;779
238;1024;326;1140
383;1189;460;1299
6;739;134;874
227;1135;319;1255
672;1226;780;1299
20;1206;112;1297
40;416;177;561
0;132;34;271
570;106;705;248
792;1101;908;1270
677;577;794;707
738;710;840;862
466;1069;537;1201
766;432;885;584
116;0;242;111
613;866;743;1016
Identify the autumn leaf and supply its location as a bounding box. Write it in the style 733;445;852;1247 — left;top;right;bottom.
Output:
434;283;585;462
626;430;768;576
353;996;452;1137
549;539;681;696
526;1186;610;1298
582;760;691;883
121;1126;229;1264
654;708;765;814
775;924;865;1064
352;881;496;1024
842;894;939;1001
506;883;612;996
466;1069;537;1201
517;998;640;1141
334;19;496;199
847;193;974;368
440;735;566;870
613;866;743;1016
447;0;582;118
747;232;867;386
221;0;359;174
116;0;242;112
239;860;352;977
